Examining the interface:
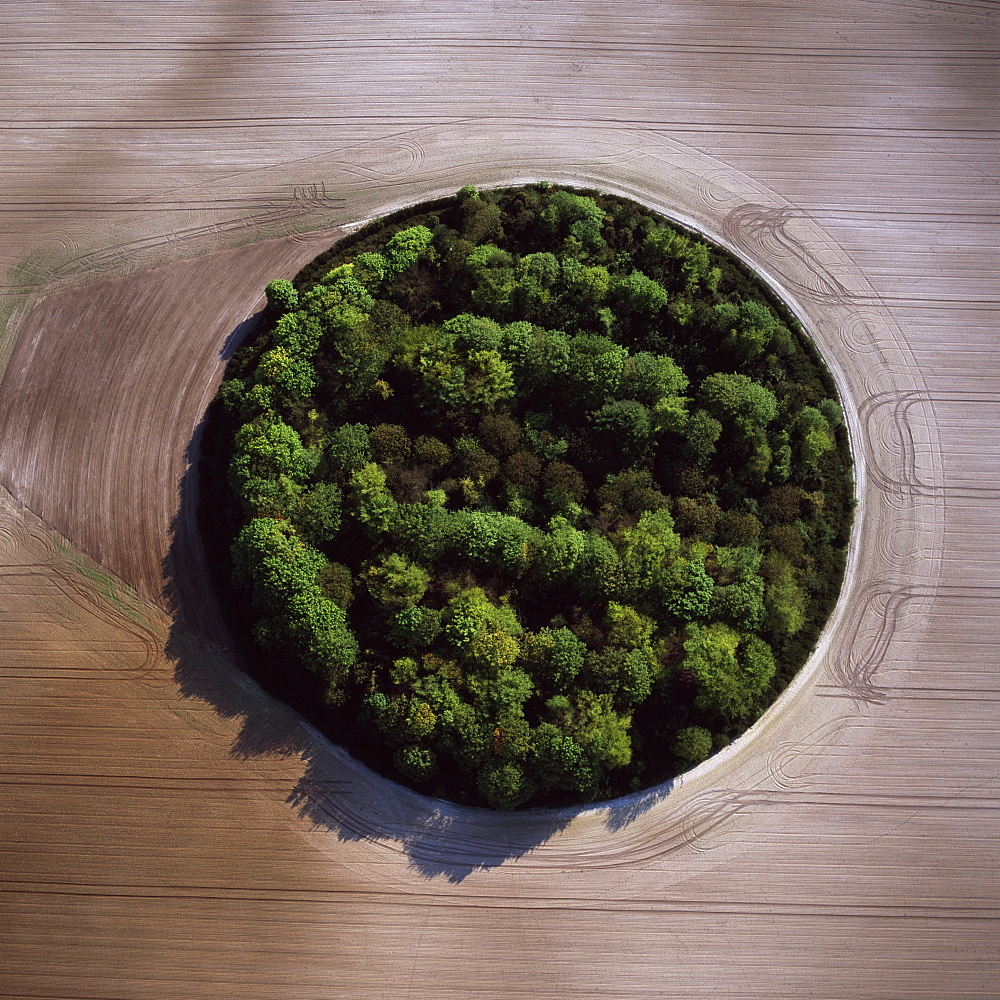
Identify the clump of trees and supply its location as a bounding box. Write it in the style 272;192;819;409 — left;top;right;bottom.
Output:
208;183;853;809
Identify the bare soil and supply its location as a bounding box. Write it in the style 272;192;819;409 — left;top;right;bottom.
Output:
0;229;344;634
1;2;998;998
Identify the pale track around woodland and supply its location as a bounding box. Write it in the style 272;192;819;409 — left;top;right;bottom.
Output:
1;3;998;998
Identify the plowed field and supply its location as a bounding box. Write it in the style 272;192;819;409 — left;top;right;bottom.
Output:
2;3;998;998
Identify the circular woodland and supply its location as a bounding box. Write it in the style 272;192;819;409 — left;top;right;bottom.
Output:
205;183;853;810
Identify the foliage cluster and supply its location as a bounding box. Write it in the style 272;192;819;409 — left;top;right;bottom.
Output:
212;184;853;808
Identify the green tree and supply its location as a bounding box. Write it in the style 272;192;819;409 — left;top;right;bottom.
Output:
540;190;606;249
271;311;322;357
612;270;669;316
231;518;322;609
327;423;371;474
523;627;586;692
741;635;777;698
353;251;390;289
699;372;778;432
764;554;807;635
394;745;438;782
388;605;443;652
674;726;713;764
606;603;656;649
442;702;491;774
568;264;612;305
713;299;781;362
643;225;691;263
572;692;632;770
284;586;359;690
383;225;435;275
716;573;765;631
477;761;536;810
532;723;597;795
684;409;723;466
254;347;317;401
589;400;652;460
616;508;681;597
264;278;299;314
481;668;533;716
347;463;398;537
532;516;588;586
796;406;835;471
294;482;342;545
442;589;522;673
394;502;451;562
680;241;711;292
564;334;628;408
583;646;652;707
488;715;533;762
231;418;316;485
663;557;715;622
419;346;515;413
229;470;302;519
515;327;571;399
577;533;624;602
817;397;844;429
683;623;771;723
376;695;438;746
362;552;430;608
441;312;504;352
619;352;688;403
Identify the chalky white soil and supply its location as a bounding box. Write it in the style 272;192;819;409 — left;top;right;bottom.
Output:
1;3;998;998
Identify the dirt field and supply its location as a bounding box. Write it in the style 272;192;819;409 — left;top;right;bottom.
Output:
2;2;998;997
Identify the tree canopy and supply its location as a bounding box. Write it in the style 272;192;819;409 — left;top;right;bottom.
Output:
207;183;854;809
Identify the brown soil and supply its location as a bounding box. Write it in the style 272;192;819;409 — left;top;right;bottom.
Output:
0;230;343;634
1;2;998;997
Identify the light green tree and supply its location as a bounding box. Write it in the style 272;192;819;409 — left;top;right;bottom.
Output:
699;372;778;432
362;553;430;608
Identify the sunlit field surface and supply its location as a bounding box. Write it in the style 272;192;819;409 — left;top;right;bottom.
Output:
1;4;998;998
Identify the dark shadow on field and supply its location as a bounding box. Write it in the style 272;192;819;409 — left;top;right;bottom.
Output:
220;309;264;360
160;311;677;883
285;752;577;883
601;779;677;832
284;753;678;881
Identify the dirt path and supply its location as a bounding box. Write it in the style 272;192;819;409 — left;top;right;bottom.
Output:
1;2;999;998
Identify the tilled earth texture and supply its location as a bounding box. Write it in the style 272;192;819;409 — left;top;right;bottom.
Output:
2;4;998;999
